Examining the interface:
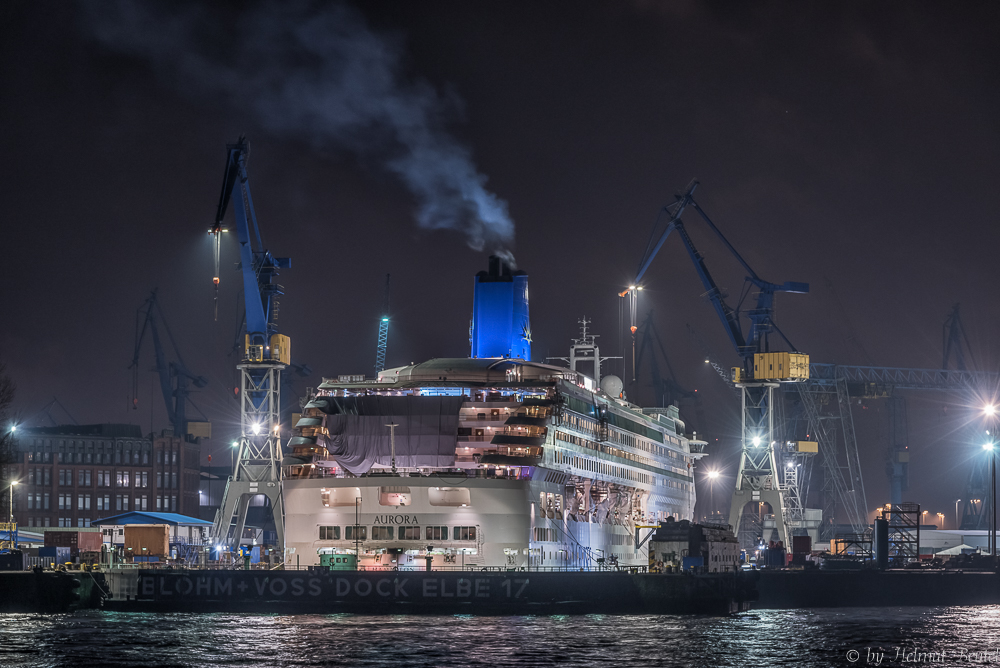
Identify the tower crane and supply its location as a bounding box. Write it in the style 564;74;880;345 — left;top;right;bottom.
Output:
129;290;209;441
375;274;390;373
209;137;292;554
625;179;811;548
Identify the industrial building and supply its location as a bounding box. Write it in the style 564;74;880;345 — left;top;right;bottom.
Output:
3;424;201;528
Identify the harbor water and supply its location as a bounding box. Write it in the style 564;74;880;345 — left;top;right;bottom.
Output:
3;607;1000;667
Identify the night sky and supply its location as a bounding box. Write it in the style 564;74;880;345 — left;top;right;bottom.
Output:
3;1;999;525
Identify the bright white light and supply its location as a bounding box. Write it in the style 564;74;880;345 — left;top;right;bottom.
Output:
10;425;16;433
786;462;793;468
752;436;761;447
704;358;710;364
984;443;995;451
231;441;239;448
10;480;18;486
707;470;720;480
986;405;997;417
251;423;261;435
629;285;636;290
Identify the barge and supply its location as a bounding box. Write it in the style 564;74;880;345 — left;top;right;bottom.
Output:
100;567;757;615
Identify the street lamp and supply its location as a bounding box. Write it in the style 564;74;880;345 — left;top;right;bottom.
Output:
955;499;961;531
705;470;720;522
936;512;945;529
231;440;240;472
984;439;997;559
8;480;18;524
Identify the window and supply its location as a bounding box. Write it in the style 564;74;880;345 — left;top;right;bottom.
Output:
58;470;68;486
139;495;147;510
156;496;163;511
428;487;471;507
97;495;110;511
116;495;129;511
171;472;177;489
142;448;149;465
371;526;393;540
28;469;34;485
344;526;367;541
398;526;420;540
44;468;50;485
77;518;85;528
319;526;340;540
378;486;411;506
98;471;110;487
78;470;91;486
171;495;177;512
78;494;91;510
172;450;178;465
320;487;361;507
156;472;163;488
117;471;129;488
43;493;50;510
453;526;477;541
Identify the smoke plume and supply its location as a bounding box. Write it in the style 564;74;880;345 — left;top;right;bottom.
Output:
82;1;516;258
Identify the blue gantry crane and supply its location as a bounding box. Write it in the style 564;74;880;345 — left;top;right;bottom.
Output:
209;136;292;553
130;290;209;442
625;179;812;548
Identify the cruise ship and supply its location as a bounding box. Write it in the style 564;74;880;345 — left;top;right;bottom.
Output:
281;257;706;569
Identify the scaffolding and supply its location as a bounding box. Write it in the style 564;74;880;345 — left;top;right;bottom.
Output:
880;502;920;567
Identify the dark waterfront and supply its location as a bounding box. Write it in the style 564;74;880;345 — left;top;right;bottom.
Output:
3;608;1000;667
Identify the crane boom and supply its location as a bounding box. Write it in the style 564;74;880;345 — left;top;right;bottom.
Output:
628;179;808;366
129;290;208;440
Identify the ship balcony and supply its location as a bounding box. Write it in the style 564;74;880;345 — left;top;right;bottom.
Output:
503;415;548;427
479;445;543;466
490;434;546;447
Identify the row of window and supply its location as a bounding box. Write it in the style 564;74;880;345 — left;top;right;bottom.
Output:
25;493;152;512
318;525;477;541
553;447;653;485
26;448;179;465
533;527;557;542
24;468;180;490
23;517;92;528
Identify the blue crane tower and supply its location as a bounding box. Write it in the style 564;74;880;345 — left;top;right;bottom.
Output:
129;289;209;441
375;274;390;373
626;180;810;548
209;137;291;554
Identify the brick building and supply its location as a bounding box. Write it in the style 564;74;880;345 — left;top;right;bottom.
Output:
1;424;201;528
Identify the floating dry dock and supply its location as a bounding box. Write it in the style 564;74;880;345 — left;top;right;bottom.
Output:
99;568;756;615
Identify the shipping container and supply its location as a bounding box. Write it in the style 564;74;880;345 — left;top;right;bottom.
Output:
124;525;170;557
43;531;103;551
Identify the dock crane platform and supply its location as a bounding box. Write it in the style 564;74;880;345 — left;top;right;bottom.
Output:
209;137;292;555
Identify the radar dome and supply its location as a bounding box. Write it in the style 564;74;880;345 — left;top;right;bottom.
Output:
600;375;623;398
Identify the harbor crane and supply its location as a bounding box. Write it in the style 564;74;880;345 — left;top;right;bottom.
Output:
129;290;209;442
375;274;390;373
625;179;812;548
209;137;291;555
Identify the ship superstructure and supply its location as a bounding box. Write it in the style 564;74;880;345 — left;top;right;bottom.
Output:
281;257;706;569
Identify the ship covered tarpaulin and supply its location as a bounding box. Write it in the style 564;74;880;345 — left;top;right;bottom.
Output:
317;396;465;475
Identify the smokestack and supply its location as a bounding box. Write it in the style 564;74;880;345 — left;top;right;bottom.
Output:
470;255;530;360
